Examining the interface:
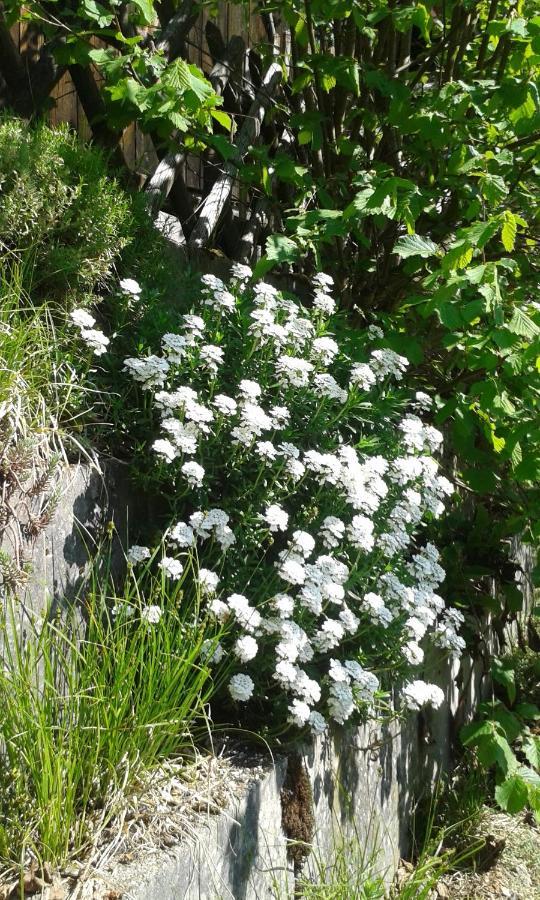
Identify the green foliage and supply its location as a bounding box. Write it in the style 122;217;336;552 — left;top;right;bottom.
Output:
460;654;540;822
235;0;540;618
0;117;136;304
0;547;221;865
4;0;223;140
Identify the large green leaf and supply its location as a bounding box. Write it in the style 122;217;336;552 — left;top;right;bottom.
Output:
495;774;528;813
394;234;438;258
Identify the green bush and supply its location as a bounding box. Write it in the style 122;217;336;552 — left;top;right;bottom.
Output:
0;117;134;304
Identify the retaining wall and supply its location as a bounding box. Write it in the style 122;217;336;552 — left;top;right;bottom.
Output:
1;463;534;899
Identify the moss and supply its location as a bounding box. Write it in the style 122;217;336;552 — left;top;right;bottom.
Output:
281;752;315;865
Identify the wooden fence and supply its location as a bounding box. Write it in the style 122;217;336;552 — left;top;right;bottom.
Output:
9;5;269;188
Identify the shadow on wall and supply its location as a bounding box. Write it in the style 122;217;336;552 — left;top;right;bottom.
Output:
1;460;140;627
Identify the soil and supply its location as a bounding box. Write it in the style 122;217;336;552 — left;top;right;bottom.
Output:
433;809;540;900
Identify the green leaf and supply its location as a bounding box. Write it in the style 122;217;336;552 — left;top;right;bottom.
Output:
130;0;155;24
501;211;517;252
394;234;438;259
507;308;540;339
210;109;232;130
495;774;528;813
523;735;540;770
492;661;516;705
265;234;299;263
78;0;114;26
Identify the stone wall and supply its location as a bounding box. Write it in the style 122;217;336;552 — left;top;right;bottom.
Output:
1;462;534;899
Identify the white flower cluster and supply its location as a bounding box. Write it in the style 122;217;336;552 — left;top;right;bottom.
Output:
70;308;110;356
123;267;462;733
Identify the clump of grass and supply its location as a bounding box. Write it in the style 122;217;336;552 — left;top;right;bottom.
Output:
0;545;225;871
294;836;387;899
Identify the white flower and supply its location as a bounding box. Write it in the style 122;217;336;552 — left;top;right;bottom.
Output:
312;272;334;292
350;362;376;391
290;530;315;558
312;336;339;365
209;290;235;311
285;459;306;482
198;569;219;594
287;699;311;727
313;373;348;404
70;308;96;329
169;521;195;547
264;504;288;532
209;598;229;621
276;356;314;387
402;680;445;711
80;328;110;356
200;344;224;372
313;291;336;315
162;419;198;455
348;515;375;553
213;394;237;416
227;594;262;632
127;545;151;564
201;639;225;664
123;355;169;390
181;461;205;486
119;277;142;297
309;711;328;734
328;682;355;724
363;592;393;627
153;438;178;463
339;606;360;634
415;391;432;411
313;619;345;652
159;557;184;579
183;314;205;333
273;660;298;689
141;605;162;624
201;273;225;293
370;348;409;381
228;673;254;702
238;379;262;400
230;263;252;283
256;441;278;461
162;333;189;363
271;593;295;618
277;557;306;585
367;324;384;340
234;635;258;663
320;516;345;549
269;405;290;428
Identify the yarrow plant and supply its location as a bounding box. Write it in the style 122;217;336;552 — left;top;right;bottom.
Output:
122;269;464;734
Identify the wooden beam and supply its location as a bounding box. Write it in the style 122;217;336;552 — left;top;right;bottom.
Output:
188;62;282;250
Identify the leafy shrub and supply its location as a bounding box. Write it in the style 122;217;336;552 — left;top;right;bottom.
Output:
120;267;463;734
461;654;540;822
0;117;135;304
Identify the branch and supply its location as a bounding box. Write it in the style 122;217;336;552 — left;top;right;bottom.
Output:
156;0;199;61
236;197;272;263
188;62;282;250
476;0;498;70
145;150;186;216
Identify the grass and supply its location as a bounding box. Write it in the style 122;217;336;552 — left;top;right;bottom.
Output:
0;543;226;873
273;770;487;900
